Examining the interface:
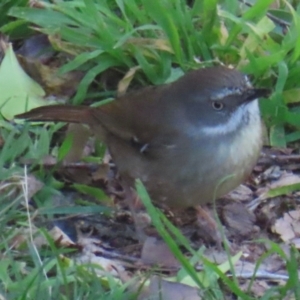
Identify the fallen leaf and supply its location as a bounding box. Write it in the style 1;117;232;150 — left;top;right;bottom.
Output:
0;42;48;120
138;276;202;300
226;184;253;202
141;237;180;268
256;173;300;201
117;66;141;96
272;210;300;245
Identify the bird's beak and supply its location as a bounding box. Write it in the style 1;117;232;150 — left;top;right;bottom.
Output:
245;88;271;102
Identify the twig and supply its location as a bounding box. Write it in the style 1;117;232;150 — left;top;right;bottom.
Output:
239;0;290;28
22;165;52;295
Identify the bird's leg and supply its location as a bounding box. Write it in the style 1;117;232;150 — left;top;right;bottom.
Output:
195;205;227;250
123;184;149;243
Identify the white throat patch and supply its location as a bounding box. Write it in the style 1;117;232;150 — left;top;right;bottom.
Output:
201;100;260;136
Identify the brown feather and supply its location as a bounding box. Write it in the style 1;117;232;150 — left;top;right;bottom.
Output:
15;105;91;124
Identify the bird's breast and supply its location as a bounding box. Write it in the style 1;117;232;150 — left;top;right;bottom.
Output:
158;103;263;207
193;103;263;205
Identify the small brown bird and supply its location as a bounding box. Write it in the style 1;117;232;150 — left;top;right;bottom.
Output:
16;66;269;242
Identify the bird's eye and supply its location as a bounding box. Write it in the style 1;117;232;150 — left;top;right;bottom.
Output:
212;101;224;111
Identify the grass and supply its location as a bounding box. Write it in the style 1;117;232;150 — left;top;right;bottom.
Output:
0;0;300;299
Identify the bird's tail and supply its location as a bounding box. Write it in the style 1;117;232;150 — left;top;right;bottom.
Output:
15;105;91;124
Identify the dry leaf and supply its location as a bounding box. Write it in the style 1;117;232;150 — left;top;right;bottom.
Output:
138;276;203;300
272;210;300;246
117;66;141;96
141;237;179;268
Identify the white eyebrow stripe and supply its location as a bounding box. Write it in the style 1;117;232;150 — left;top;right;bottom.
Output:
210;87;244;100
210;76;252;100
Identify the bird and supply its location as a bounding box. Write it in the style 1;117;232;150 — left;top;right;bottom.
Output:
16;66;269;243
